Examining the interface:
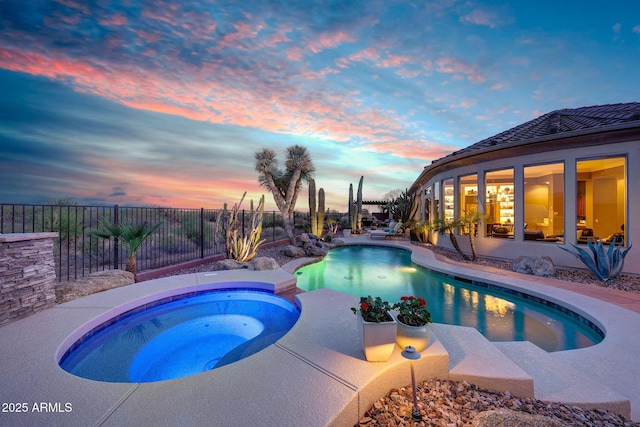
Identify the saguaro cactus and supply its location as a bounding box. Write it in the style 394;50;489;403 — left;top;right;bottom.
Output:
309;178;317;236
348;183;354;229
356;176;363;232
317;188;325;236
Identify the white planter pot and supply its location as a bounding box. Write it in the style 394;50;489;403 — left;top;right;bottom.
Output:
357;311;397;362
343;229;351;237
396;320;430;353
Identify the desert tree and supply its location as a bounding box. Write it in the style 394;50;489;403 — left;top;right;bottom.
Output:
255;145;315;245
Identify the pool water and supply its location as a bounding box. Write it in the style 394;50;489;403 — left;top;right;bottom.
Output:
295;245;603;352
59;289;300;382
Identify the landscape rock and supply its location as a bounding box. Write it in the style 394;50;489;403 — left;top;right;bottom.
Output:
470;409;564;427
213;259;247;270
248;256;280;271
513;256;556;277
305;244;328;257
283;244;306;258
360;378;634;427
55;270;135;303
299;233;311;243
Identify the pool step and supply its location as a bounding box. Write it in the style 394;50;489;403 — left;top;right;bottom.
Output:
494;341;631;417
430;323;534;398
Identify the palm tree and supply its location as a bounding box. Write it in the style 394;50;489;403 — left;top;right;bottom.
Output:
255;145;315;245
430;210;483;261
92;218;163;282
430;217;470;261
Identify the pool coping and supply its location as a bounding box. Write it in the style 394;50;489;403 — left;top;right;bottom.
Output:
0;238;639;425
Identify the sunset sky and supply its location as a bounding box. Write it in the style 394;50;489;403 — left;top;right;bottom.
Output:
1;0;638;211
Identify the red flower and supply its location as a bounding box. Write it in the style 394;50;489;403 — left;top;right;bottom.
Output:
418;297;426;306
361;302;370;311
401;296;409;301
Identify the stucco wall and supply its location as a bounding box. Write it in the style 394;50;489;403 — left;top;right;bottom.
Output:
419;140;639;276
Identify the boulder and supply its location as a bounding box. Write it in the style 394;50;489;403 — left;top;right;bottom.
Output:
213;259;248;270
299;233;311;243
249;257;280;271
283;244;306;258
305;245;328;257
471;409;564;427
55;270;135;304
513;256;556;277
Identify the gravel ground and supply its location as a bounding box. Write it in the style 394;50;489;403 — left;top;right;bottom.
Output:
360;379;640;427
166;241;640;426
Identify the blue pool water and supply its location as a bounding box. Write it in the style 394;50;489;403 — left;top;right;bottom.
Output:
59;289;300;382
295;245;603;352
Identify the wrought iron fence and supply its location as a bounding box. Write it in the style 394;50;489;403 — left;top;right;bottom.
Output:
0;203;310;281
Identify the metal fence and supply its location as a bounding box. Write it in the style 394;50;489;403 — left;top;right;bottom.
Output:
0;203;311;281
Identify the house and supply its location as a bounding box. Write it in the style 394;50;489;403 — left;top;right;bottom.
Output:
409;102;639;275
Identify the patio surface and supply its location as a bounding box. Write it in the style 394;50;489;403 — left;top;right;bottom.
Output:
1;237;639;426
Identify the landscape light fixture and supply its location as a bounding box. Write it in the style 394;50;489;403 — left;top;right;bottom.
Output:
401;345;423;422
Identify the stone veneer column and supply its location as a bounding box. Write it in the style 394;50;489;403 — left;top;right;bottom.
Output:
0;232;58;327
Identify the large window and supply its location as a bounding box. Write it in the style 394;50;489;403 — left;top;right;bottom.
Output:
486;168;514;239
458;174;478;235
524;163;564;242
443;178;454;221
433;182;440;222
576;157;626;245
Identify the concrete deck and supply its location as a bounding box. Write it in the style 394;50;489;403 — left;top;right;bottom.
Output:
1;237;639;426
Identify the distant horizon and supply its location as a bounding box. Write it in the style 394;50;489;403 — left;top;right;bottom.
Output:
1;1;638;211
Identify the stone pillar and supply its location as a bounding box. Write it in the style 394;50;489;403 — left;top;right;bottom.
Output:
0;232;58;327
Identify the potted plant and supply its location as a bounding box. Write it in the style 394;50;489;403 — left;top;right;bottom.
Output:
351;295;396;361
393;296;432;352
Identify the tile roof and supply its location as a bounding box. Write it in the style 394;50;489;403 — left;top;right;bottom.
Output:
436;102;640;163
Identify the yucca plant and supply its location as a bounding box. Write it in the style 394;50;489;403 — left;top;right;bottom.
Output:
558;239;632;281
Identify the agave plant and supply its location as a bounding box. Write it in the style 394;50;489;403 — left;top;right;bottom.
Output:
558;239;632;281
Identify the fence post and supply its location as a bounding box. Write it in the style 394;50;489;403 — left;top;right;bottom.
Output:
113;204;119;270
200;208;205;259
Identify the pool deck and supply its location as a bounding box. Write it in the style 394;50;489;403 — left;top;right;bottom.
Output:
1;237;640;426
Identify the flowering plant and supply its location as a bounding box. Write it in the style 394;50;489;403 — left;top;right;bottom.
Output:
394;296;432;326
351;295;393;322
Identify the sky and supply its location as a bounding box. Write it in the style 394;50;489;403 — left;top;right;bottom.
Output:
1;0;639;212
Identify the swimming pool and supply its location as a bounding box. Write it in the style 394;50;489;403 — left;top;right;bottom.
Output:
59;288;300;382
295;245;603;352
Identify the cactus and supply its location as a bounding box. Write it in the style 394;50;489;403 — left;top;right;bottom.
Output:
218;193;266;262
317;188;325;236
348;183;354;229
356;176;363;233
309;178;317;236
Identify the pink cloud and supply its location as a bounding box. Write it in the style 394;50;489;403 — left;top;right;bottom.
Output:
307;30;356;54
365;139;459;162
460;8;500;28
436;56;485;83
98;14;128;26
380;53;411;68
